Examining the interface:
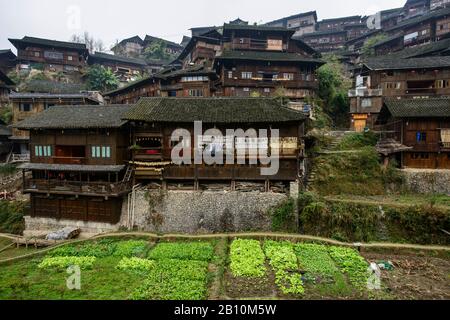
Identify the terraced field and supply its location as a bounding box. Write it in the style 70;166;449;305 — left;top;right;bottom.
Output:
0;236;448;300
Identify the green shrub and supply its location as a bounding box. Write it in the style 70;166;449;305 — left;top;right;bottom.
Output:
0;201;27;235
336;132;378;150
271;199;296;232
38;256;96;270
229;239;266;278
148;242;214;262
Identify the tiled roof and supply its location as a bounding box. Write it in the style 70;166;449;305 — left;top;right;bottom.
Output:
300;30;347;37
223;23;294;33
9;92;99;102
20;80;86;94
89;52;148;66
9;36;87;51
384;98;450;118
374;38;450;58
14;105;130;129
364;56;450;70
215;50;324;64
124;97;306;124
385;7;450;32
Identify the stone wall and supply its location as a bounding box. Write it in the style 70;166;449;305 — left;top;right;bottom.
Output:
24;216;121;238
122;190;288;234
402;169;450;194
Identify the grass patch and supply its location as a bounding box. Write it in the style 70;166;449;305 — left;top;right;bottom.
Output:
38;256;96;270
335;132;378;150
131;259;209;300
0;164;17;177
0;201;27;235
148;241;214;261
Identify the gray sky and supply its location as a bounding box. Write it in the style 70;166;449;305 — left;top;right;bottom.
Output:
0;0;406;52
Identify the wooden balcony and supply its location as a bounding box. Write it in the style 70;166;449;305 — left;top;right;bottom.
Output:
23;178;132;197
132;147;163;161
52;156;86;165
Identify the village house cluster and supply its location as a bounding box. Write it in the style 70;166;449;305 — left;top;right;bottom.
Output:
0;0;449;232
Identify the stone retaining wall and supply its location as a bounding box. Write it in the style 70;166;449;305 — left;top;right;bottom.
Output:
122;190;288;234
402;169;450;195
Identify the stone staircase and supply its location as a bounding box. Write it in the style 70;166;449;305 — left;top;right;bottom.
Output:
305;131;349;191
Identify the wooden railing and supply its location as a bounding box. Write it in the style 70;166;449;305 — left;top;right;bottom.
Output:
52;156;86;165
11;154;30;163
24;179;132;196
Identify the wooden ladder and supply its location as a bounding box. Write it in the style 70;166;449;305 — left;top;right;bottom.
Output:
123;166;133;182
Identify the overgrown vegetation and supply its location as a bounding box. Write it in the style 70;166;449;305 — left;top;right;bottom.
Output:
85;64;119;92
316;55;352;128
298;192;450;244
143;39;176;62
361;33;389;57
0;104;13;124
270;199;296;232
0;201;27;235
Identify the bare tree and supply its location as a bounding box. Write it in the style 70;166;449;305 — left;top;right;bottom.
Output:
70;32;106;53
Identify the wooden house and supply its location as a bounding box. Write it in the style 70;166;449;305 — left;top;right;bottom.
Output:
401;0;431;20
88;52;148;83
349;55;450;131
111;36;144;57
265;11;318;37
15;105;132;224
177;30;222;68
0;70;15;107
9;92;101;161
0;49;16;74
214;24;323;99
383;7;450;52
9;37;88;73
143;35;184;57
376;98;450;169
124;97;307;192
300;30;348;52
431;0;450;10
316;16;362;32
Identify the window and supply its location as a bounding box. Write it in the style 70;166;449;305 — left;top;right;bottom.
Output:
34;145;51;157
188;89;203;97
436;80;449;88
228;71;233;79
264;88;270;93
44;103;54;110
384;82;401;90
67;55;73;61
182;76;208;82
239;38;245;44
416;132;427;142
241;72;252;79
411;153;429;159
243;88;250;92
34;51;40;57
283;73;294;80
19;103;32;112
92;146;111;158
361;98;372;108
